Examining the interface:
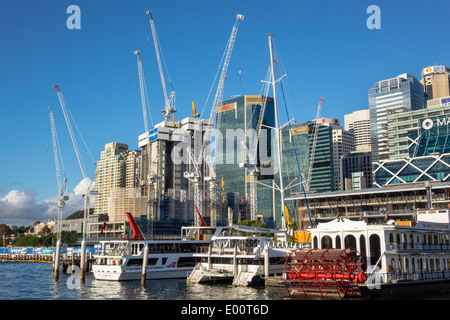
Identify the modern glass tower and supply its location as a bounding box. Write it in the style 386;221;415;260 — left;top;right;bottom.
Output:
280;121;335;194
215;95;276;225
369;73;425;162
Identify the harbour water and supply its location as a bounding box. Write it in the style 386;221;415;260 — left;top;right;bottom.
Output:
0;261;290;300
1;261;450;302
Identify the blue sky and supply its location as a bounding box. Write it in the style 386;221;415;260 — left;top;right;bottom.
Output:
1;0;449;226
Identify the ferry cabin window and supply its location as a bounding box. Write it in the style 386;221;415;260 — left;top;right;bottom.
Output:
127;258;158;266
237;258;264;266
177;257;195;268
147;243;198;253
359;235;367;261
313;236;318;249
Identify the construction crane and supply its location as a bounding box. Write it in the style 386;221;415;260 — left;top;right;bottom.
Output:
184;14;244;226
48;107;68;280
147;10;176;122
134;50;151;133
208;14;245;125
48;107;69;240
304;97;324;192
183;147;204;226
53;84;95;282
205;13;245;226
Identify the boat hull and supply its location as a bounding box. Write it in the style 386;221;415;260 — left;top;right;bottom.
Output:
92;265;193;281
357;278;450;298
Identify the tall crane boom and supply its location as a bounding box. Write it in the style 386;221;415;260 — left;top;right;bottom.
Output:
147;10;176;121
210;14;245;123
207;13;244;226
134;50;150;133
305;97;324;191
52;84;87;181
48;107;68;241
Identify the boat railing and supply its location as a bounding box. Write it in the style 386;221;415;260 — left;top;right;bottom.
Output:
195;245;264;256
385;242;450;253
376;270;450;284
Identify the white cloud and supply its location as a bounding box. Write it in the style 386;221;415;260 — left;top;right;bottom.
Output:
0;178;95;227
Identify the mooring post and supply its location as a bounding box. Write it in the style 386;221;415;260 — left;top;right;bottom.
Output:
233;245;238;276
53;239;61;280
80;239;86;283
141;244;149;286
264;242;269;278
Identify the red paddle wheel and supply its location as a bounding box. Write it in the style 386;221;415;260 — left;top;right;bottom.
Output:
283;248;366;298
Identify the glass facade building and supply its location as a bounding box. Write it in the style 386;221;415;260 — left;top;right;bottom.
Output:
215;95;276;226
214;97;335;228
375;110;450;186
279;121;334;194
369;73;425;162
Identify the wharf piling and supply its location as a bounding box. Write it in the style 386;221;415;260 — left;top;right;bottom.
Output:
141;244;149;286
53;240;61;280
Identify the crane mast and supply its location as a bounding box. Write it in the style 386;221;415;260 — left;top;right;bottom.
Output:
53;84;94;282
53;85;87;182
48;107;68;241
184;14;244;226
209;14;245;124
147;10;176;121
207;14;244;226
134;50;150;133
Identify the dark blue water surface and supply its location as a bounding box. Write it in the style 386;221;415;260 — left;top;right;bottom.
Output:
1;261;449;302
0;261;291;300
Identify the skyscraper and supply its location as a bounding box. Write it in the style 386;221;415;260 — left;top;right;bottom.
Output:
215;95;275;225
369;73;425;162
313;118;355;191
420;65;450;103
344;109;371;152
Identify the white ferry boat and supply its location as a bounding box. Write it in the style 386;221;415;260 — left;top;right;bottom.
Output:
92;213;227;281
283;209;450;298
187;225;301;286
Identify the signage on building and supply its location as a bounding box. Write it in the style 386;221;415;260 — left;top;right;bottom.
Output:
291;126;310;135
423;67;434;75
422;65;447;76
421;117;450;130
442;98;450;106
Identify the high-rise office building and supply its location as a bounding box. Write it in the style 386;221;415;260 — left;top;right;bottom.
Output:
341;151;373;190
313;118;355;191
281;121;335;193
344;109;371;152
420;65;450;103
369;73;425;162
387;103;450;160
215;95;275;225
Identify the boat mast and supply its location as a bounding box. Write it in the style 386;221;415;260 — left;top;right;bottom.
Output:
268;33;287;231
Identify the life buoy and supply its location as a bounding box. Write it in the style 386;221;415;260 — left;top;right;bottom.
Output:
387;264;392;272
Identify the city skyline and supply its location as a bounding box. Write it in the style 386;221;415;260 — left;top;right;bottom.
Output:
1;0;449;227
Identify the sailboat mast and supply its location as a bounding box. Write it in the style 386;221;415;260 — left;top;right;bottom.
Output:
268;33;287;230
